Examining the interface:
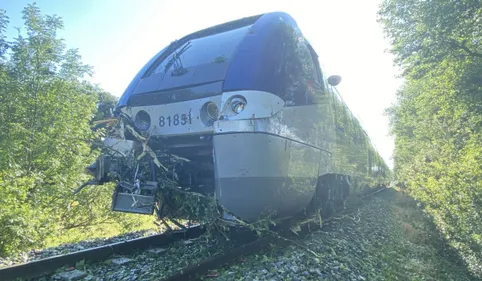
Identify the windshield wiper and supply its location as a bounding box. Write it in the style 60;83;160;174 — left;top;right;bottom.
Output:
164;41;192;76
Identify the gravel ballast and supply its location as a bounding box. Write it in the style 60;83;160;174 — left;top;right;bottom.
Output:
27;189;478;281
208;189;477;281
30;231;240;281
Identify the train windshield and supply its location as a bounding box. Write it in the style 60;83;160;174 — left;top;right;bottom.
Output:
149;25;251;76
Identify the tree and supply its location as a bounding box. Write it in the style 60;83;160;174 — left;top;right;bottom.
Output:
379;0;482;276
93;89;118;122
0;4;150;256
378;0;482;78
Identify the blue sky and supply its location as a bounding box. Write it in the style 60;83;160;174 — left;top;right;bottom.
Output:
1;0;402;167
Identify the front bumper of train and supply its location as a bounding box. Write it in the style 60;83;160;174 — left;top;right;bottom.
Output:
99;131;320;222
89;90;322;222
213;132;319;222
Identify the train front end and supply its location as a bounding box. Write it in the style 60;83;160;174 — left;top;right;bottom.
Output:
85;12;322;224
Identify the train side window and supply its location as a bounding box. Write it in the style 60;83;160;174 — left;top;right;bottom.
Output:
306;44;325;91
281;35;321;106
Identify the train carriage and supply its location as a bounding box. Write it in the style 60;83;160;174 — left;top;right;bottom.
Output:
84;11;390;224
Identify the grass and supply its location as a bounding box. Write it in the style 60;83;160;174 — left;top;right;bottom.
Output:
378;188;478;281
42;214;158;250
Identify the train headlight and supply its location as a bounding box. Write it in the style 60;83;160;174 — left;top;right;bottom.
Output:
231;97;247;114
134;110;151;131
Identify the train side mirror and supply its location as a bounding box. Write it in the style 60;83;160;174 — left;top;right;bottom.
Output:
327;75;342;86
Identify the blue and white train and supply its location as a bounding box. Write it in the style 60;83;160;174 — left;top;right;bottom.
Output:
84;12;390;223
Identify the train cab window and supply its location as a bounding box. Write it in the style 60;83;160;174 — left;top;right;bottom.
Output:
149;25;251;76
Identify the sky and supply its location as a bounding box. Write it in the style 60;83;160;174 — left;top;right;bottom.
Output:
1;0;402;168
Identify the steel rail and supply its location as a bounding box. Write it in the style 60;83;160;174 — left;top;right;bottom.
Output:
0;225;204;281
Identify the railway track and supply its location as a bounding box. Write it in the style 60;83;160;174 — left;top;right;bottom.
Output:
161;220;331;280
0;188;387;281
161;187;388;281
0;225;204;281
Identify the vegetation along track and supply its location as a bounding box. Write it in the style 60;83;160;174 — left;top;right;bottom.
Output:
10;185;473;281
0;179;475;281
0;187;387;281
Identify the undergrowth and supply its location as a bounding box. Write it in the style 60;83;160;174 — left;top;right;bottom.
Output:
42;214;157;249
379;189;477;280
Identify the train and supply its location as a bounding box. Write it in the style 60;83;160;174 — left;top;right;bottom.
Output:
81;11;390;225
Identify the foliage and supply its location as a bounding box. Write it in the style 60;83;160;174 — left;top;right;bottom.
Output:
0;4;153;257
93;89;118;122
379;0;482;276
378;0;482;79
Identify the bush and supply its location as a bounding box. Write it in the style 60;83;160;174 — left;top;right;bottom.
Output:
0;4;154;257
379;0;482;275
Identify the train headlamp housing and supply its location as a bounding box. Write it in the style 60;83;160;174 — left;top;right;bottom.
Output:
218;91;284;122
201;102;219;126
230;97;247;114
206;102;219;120
134;110;151;131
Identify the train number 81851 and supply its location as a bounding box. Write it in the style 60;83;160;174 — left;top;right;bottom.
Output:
159;112;193;127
